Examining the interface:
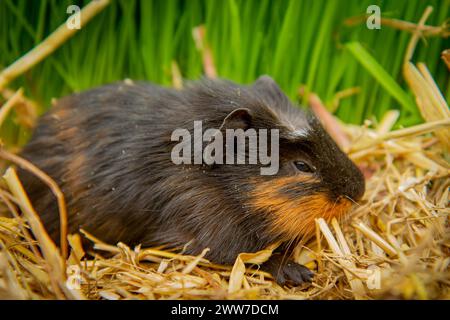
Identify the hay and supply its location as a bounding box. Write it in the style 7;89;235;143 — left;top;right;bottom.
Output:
0;103;448;299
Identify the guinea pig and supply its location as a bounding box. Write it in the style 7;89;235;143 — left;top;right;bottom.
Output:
18;76;365;285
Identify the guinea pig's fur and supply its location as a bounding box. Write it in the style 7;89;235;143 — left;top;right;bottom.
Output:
18;76;365;285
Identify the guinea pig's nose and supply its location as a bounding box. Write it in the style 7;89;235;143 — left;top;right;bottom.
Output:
330;162;365;203
343;166;365;201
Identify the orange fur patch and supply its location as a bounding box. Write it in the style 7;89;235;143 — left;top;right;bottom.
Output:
67;153;86;176
57;126;78;141
251;176;352;241
63;152;87;197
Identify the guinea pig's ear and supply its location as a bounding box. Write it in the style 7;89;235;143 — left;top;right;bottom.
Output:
253;75;281;92
219;108;252;131
253;75;287;104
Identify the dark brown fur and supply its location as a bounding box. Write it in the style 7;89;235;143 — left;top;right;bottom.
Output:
18;76;365;285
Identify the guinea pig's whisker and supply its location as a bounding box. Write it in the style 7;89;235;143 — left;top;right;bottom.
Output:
331;197;339;211
344;195;360;207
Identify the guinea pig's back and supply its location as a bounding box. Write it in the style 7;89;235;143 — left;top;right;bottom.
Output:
17;81;179;244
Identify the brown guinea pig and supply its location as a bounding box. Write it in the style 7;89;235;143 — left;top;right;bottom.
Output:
18;76;365;285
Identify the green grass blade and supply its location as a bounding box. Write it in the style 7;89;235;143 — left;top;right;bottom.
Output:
345;41;417;114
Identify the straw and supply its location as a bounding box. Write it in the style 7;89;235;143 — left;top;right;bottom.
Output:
0;0;110;90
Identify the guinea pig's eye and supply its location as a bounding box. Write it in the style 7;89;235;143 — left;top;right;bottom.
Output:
293;161;315;173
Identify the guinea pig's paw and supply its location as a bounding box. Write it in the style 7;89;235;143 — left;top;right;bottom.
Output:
282;262;314;285
262;256;314;286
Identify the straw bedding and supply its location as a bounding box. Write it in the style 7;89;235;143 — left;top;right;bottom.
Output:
0;109;448;300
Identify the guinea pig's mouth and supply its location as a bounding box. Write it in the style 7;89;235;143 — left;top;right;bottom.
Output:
251;181;355;241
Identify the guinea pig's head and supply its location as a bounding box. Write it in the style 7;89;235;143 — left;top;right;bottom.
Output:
205;76;365;241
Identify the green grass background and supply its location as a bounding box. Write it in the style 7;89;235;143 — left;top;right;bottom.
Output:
0;0;449;146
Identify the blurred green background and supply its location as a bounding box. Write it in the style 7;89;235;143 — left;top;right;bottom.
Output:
0;0;449;146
